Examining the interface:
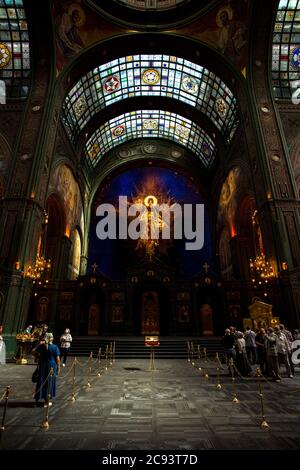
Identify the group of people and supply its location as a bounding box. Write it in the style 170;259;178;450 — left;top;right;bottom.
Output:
32;326;73;407
223;324;299;382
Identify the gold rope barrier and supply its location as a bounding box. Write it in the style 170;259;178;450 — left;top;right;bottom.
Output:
105;345;109;371
215;352;222;390
256;368;270;429
97;347;102;377
86;352;93;388
57;357;76;380
0;386;11;432
229;359;239;403
148;347;156;371
203;348;209;379
109;342;113;367
197;345;202;372
41;367;53;430
191;343;195;367
187;341;191;363
231;361;271;429
69;357;77;402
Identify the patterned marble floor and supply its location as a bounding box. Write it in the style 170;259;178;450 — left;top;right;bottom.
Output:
0;357;300;450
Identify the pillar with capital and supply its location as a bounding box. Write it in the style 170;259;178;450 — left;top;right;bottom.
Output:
0;0;57;353
247;0;300;326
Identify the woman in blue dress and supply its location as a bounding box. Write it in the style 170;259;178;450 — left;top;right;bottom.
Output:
33;333;60;406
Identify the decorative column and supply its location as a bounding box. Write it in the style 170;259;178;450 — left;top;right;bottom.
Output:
0;0;56;353
248;0;300;326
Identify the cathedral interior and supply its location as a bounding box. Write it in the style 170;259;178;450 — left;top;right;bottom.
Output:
1;0;300;454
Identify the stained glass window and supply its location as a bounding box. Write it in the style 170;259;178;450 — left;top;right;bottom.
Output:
63;54;239;144
0;0;30;99
272;0;300;99
85;110;216;168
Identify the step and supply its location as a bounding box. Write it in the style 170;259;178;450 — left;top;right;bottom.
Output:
66;336;224;359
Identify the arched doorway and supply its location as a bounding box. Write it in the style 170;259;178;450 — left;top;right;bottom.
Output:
79;286;106;336
133;280;171;336
197;285;223;336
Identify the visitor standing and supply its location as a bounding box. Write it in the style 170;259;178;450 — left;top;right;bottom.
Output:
60;328;72;366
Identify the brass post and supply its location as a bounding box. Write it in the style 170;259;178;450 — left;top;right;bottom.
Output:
86;352;93;388
148;347;156;371
109;342;113;367
97;347;102;377
41;367;53;429
187;341;190;363
216;353;222;389
69;358;76;402
203;348;209;379
16;342;27;365
105;345;109;371
0;386;11;432
191;342;195;367
197;345;202;372
113;341;116;364
256;368;269;429
230;359;239;403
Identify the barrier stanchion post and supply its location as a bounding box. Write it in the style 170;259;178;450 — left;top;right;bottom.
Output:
69;358;77;402
97;347;102;377
197;345;202;372
256;368;269;429
113;341;116;364
41;368;53;430
148;347;156;371
105;345;109;371
86;352;93;388
216;353;222;390
109;342;113;367
204;348;209;379
0;386;11;432
230;358;239;403
187;341;190;363
191;342;195;367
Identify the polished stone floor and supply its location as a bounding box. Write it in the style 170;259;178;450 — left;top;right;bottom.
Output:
0;357;300;450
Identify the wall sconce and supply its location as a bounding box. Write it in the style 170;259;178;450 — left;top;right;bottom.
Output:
282;262;288;271
15;261;20;270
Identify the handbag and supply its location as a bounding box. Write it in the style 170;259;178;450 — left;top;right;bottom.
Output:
32;366;39;383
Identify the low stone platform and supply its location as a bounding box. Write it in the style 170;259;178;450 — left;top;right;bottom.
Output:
0;358;300;450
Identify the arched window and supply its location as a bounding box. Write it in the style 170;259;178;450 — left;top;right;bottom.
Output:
85;109;216;168
272;0;300;99
0;0;30;99
63;54;239;145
